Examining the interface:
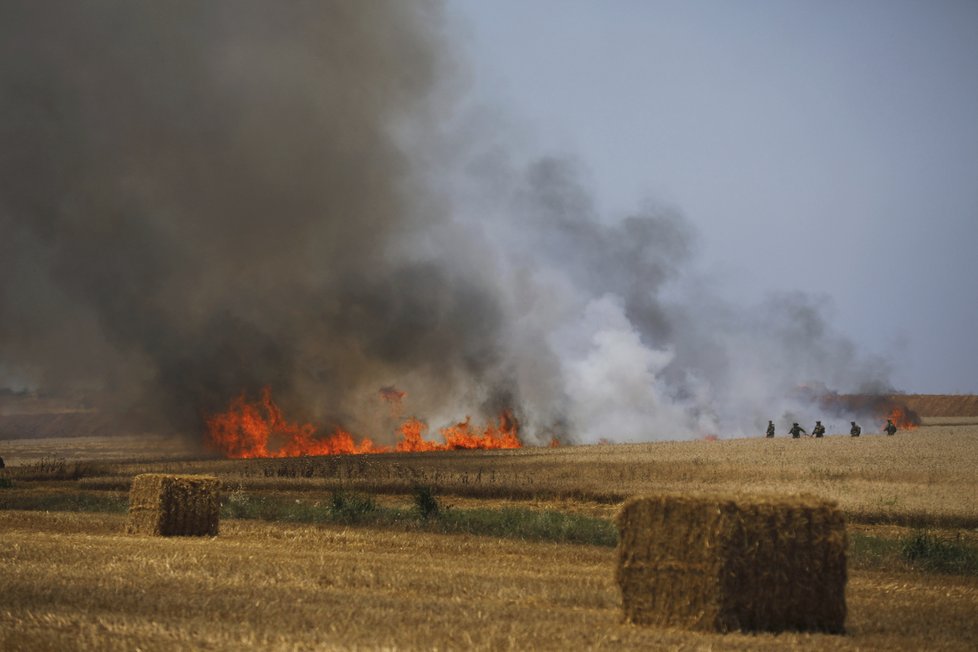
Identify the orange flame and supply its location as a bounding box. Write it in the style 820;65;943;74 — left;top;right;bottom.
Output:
392;413;521;452
883;406;919;431
440;411;521;451
205;387;383;458
206;387;522;459
394;418;442;453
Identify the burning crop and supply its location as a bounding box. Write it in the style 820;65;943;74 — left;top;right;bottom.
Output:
205;387;521;459
397;413;521;452
882;406;920;432
811;390;921;432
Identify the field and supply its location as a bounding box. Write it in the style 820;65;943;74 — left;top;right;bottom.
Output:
2;423;978;650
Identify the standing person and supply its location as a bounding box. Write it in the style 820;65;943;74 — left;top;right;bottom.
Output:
766;420;775;438
884;419;898;436
812;421;826;438
850;421;861;437
789;422;807;439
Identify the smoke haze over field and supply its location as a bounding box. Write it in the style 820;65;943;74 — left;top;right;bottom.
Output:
1;2;901;445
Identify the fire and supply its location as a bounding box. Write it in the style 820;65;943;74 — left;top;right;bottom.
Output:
809;390;922;433
439;411;521;451
377;413;521;453
883;406;919;431
205;387;383;459
206;387;522;459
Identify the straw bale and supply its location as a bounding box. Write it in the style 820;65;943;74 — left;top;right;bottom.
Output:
616;493;846;634
126;473;220;536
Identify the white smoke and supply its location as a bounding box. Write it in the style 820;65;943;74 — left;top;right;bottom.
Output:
445;150;893;442
553;294;696;441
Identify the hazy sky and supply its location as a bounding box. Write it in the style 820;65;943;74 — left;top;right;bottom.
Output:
447;0;978;394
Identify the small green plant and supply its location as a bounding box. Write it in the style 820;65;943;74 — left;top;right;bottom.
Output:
329;490;377;523
901;530;978;575
0;491;128;513
437;507;618;546
412;484;440;521
0;477;13;489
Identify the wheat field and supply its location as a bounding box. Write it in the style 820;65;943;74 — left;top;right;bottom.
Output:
2;424;977;649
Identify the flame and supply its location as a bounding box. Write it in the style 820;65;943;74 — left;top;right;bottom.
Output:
394;418;442;452
440;411;521;450
394;413;521;452
205;387;384;459
809;390;922;433
883;406;919;431
206;387;522;459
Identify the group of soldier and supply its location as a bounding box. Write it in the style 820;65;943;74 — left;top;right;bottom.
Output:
765;419;898;438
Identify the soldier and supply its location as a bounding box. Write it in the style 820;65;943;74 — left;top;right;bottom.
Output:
766;420;775;438
884;419;897;436
789;422;807;439
850;421;861;437
812;421;826;438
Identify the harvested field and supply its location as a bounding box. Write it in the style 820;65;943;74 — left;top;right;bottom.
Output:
0;411;117;440
4;425;978;527
0;434;197;465
2;422;978;649
1;511;976;651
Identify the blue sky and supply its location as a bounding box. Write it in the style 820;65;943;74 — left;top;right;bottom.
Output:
447;0;978;393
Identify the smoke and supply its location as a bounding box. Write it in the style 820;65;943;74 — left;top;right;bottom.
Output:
449;155;894;441
0;1;482;437
0;2;893;445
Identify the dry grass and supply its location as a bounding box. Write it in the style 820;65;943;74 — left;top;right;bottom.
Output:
0;434;195;465
3;423;978;648
1;510;976;651
4;425;977;527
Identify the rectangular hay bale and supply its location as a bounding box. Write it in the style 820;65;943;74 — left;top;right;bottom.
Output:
616;493;846;634
127;473;220;536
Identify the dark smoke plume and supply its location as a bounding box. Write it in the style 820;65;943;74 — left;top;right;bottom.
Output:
1;2;895;445
0;1;502;439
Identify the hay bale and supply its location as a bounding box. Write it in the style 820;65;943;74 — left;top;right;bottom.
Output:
126;473;220;536
616;493;846;634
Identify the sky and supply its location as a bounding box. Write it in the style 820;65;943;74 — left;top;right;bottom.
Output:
446;0;978;394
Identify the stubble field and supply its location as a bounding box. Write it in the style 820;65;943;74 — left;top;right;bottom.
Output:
2;423;977;650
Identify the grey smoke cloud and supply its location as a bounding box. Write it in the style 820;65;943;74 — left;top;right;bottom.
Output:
0;2;893;445
451;154;893;441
